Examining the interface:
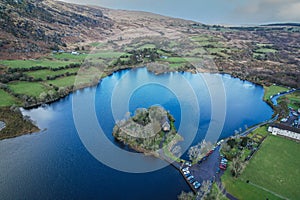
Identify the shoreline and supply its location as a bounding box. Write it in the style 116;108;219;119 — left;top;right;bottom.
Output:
1;66;278;140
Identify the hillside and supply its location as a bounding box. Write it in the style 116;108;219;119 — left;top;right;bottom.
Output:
0;0;113;59
0;0;300;88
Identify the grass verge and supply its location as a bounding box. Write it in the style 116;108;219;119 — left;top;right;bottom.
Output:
222;135;300;200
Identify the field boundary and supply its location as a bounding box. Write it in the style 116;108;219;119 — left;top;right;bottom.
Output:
247;181;288;200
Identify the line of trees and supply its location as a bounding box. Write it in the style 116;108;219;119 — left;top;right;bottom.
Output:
111;48;160;67
7;63;81;73
0;71;77;83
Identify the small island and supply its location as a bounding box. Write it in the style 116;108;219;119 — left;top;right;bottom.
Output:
112;106;183;160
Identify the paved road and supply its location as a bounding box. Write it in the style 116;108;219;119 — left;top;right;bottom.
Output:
189;146;221;184
270;88;300;106
236;114;278;138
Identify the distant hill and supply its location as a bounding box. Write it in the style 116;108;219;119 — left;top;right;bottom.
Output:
0;0;113;58
262;23;300;27
0;0;299;88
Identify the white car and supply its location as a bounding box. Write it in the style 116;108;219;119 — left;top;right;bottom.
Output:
183;171;190;175
182;167;189;172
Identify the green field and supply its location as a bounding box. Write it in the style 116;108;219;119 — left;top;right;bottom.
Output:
222;135;300;200
89;42;104;47
138;43;156;49
255;44;277;53
8;82;48;97
52;53;88;61
255;48;277;53
53;51;124;61
0;59;74;69
25;68;79;80
278;91;300;109
263;85;288;101
247;125;269;138
0;89;19;106
47;76;76;88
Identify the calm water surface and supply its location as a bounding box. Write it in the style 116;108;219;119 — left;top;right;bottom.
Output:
0;68;273;199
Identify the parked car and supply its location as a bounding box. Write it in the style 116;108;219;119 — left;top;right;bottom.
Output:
187;176;194;181
185;162;192;167
221;161;227;165
193;181;199;186
220;165;226;170
189;178;195;184
194;183;201;189
183;171;190;175
182;167;189;172
220;163;227;167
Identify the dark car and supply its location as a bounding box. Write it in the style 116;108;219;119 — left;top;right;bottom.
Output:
187;175;194;181
189;178;195;184
220;165;226;170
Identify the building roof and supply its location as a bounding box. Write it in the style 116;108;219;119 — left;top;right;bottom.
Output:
269;123;300;134
161;116;170;125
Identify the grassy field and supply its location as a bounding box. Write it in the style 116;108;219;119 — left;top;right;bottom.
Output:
52;53;88;61
255;48;277;53
52;51;124;61
263;85;288;101
138;43;156;49
222;169;282;200
47;76;76;88
25;68;79;80
222;135;300;200
8;82;48;97
0;89;19;106
278;91;300;109
247;125;269;138
0;59;74;69
89;42;104;47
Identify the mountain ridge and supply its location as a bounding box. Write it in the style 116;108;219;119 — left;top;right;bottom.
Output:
0;0;299;88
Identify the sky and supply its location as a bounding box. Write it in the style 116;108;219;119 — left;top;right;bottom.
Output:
61;0;300;25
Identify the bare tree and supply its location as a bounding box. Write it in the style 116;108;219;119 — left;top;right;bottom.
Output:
221;143;231;153
205;183;226;200
215;184;226;200
188;140;213;163
188;144;202;163
178;191;195;200
200;180;210;199
230;153;245;177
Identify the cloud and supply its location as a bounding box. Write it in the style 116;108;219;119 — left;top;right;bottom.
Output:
60;0;300;25
230;0;300;24
278;2;300;21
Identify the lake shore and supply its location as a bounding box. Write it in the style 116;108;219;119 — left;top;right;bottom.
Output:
0;107;39;140
0;65;274;140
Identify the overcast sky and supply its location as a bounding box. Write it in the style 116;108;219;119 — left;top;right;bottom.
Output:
61;0;300;25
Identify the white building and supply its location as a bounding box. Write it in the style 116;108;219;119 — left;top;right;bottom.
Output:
71;51;79;55
268;123;300;141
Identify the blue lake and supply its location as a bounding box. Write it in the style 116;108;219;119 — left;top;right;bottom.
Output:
0;68;273;199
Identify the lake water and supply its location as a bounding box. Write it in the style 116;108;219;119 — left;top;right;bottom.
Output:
0;68;273;199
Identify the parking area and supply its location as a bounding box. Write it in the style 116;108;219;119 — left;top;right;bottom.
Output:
179;145;224;193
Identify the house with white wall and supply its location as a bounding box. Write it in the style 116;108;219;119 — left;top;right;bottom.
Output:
268;123;300;141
